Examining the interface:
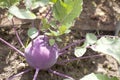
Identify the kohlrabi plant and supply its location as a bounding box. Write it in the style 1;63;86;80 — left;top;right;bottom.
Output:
0;0;120;80
0;0;83;80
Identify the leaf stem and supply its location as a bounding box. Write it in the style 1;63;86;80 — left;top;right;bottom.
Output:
7;69;31;80
59;39;85;55
11;19;25;48
48;69;75;80
57;54;104;64
0;37;25;57
33;68;40;80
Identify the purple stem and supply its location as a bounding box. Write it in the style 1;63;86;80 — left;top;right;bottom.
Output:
57;54;104;64
48;69;75;80
45;8;51;18
59;39;85;55
33;68;40;80
11;19;25;48
59;35;105;54
0;37;25;57
45;8;52;22
7;69;30;80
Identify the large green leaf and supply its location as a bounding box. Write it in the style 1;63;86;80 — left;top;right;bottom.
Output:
53;0;83;24
80;73;119;80
8;6;36;19
91;36;120;64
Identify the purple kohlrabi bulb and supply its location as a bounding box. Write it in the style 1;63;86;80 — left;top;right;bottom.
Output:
25;35;59;69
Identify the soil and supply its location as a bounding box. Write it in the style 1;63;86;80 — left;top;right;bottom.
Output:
0;0;120;80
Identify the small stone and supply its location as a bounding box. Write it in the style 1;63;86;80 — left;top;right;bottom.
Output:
17;63;26;69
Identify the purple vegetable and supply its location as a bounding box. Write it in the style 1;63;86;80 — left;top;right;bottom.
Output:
25;35;59;69
0;35;74;80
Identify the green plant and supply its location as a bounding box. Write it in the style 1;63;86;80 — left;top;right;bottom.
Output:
0;0;120;80
0;0;19;8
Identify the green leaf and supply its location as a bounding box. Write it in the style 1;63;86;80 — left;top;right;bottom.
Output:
49;39;55;46
58;23;72;35
8;6;36;19
56;37;62;42
50;0;57;3
74;47;86;57
64;29;71;34
0;0;19;8
91;36;120;64
53;0;83;24
86;33;97;45
80;73;102;80
58;25;67;35
41;19;50;31
80;73;119;80
96;74;110;80
82;41;90;48
27;27;38;39
110;77;120;80
48;29;59;36
49;21;57;29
